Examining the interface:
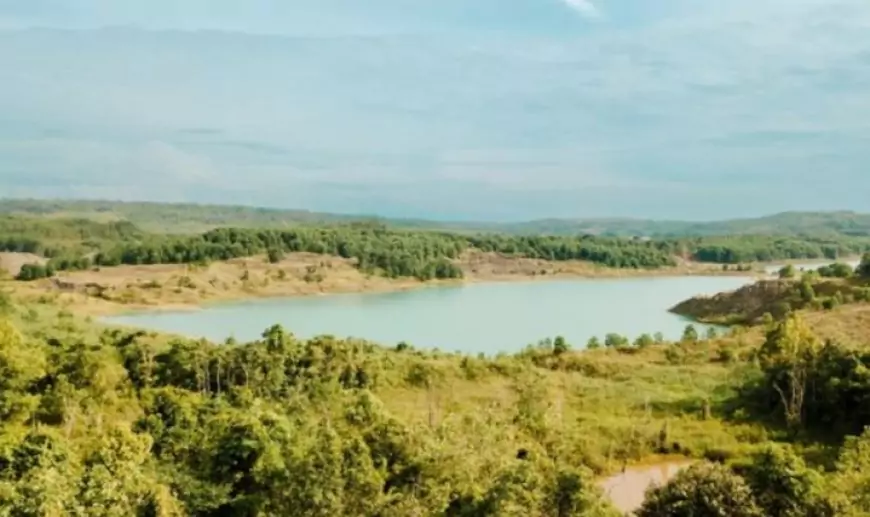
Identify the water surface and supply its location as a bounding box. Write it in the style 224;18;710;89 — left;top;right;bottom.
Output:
600;461;692;515
104;276;751;354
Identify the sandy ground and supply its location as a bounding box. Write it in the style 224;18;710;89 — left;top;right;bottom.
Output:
0;252;47;277
3;251;752;316
599;461;693;515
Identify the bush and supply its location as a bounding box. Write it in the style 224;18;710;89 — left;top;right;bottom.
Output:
266;247;284;264
737;445;834;517
553;336;571;356
604;333;629;348
634;334;656;348
15;263;54;281
681;325;699;343
638;463;761;517
857;253;870;278
779;265;797;279
817;262;854;278
586;337;601;350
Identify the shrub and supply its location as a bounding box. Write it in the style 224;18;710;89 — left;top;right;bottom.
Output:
638;463;761;517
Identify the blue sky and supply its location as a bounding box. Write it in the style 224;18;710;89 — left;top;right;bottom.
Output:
1;0;869;221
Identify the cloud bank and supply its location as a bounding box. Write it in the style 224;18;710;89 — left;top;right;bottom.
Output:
0;0;868;221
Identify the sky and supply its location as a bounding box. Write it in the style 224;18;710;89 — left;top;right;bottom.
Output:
0;0;869;222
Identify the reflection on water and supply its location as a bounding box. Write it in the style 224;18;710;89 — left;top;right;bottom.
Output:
599;461;692;515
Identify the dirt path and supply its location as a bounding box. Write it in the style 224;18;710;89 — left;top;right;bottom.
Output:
598;461;692;515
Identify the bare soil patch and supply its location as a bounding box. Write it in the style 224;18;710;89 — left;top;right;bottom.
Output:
0;252;47;277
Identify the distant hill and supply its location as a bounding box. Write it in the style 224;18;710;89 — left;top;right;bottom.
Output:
1;198;869;237
498;211;870;237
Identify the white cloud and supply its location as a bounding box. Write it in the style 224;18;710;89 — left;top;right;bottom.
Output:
561;0;600;18
2;1;870;219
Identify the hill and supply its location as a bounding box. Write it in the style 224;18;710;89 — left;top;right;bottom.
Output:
2;199;870;237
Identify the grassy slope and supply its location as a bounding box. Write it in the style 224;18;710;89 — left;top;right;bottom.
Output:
6;294;771;476
5;267;870;512
671;276;870;325
3;198;870;236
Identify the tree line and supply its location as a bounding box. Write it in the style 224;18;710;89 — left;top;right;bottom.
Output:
6;215;870;281
673;235;870;264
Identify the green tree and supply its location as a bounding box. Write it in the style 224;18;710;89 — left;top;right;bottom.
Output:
0;320;46;423
858;253;870;279
681;325;699;343
553;336;570;356
739;445;833;517
638;463;761;517
779;265;797;279
266;247;285;264
634;334;655;348
604;333;629;349
757;314;820;430
586;337;601;350
828;428;870;515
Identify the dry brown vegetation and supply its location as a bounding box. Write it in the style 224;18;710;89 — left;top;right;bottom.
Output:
4;250;748;316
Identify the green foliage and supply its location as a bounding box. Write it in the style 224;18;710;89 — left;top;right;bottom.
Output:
0;289;12;316
637;463;762;517
266;247;284;264
682;235;870;264
828;428;870;515
633;333;656;348
468;234;675;268
0;317;634;515
746;316;870;438
7;199;870;238
15;263;55;281
738;445;833;517
779;265;797;279
817;262;854;278
553;336;570;356
586;337;601;350
604;333;629;348
681;325;699;343
754;315;820;430
858;253;870;278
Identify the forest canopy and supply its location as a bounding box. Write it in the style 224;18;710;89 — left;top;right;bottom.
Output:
3;215;870;282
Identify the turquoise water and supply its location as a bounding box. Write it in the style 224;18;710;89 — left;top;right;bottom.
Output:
103;276;752;354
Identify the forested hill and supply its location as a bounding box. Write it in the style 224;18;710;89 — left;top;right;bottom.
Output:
4;215;870;284
2;199;870;237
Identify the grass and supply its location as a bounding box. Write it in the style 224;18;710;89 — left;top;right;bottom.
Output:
8;264;870;471
3;286;777;478
4;278;870;513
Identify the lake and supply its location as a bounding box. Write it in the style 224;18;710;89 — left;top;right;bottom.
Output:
103;276;752;354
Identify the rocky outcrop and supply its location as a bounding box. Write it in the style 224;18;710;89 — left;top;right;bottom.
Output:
670;280;797;324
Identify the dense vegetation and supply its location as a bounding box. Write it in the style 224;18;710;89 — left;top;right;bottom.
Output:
0;287;869;514
3;199;870;237
2;217;681;281
6;214;870;286
672;235;870;264
672;254;870;324
0;216;141;258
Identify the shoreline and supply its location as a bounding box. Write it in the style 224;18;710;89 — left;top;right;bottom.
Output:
4;253;770;318
46;270;758;319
